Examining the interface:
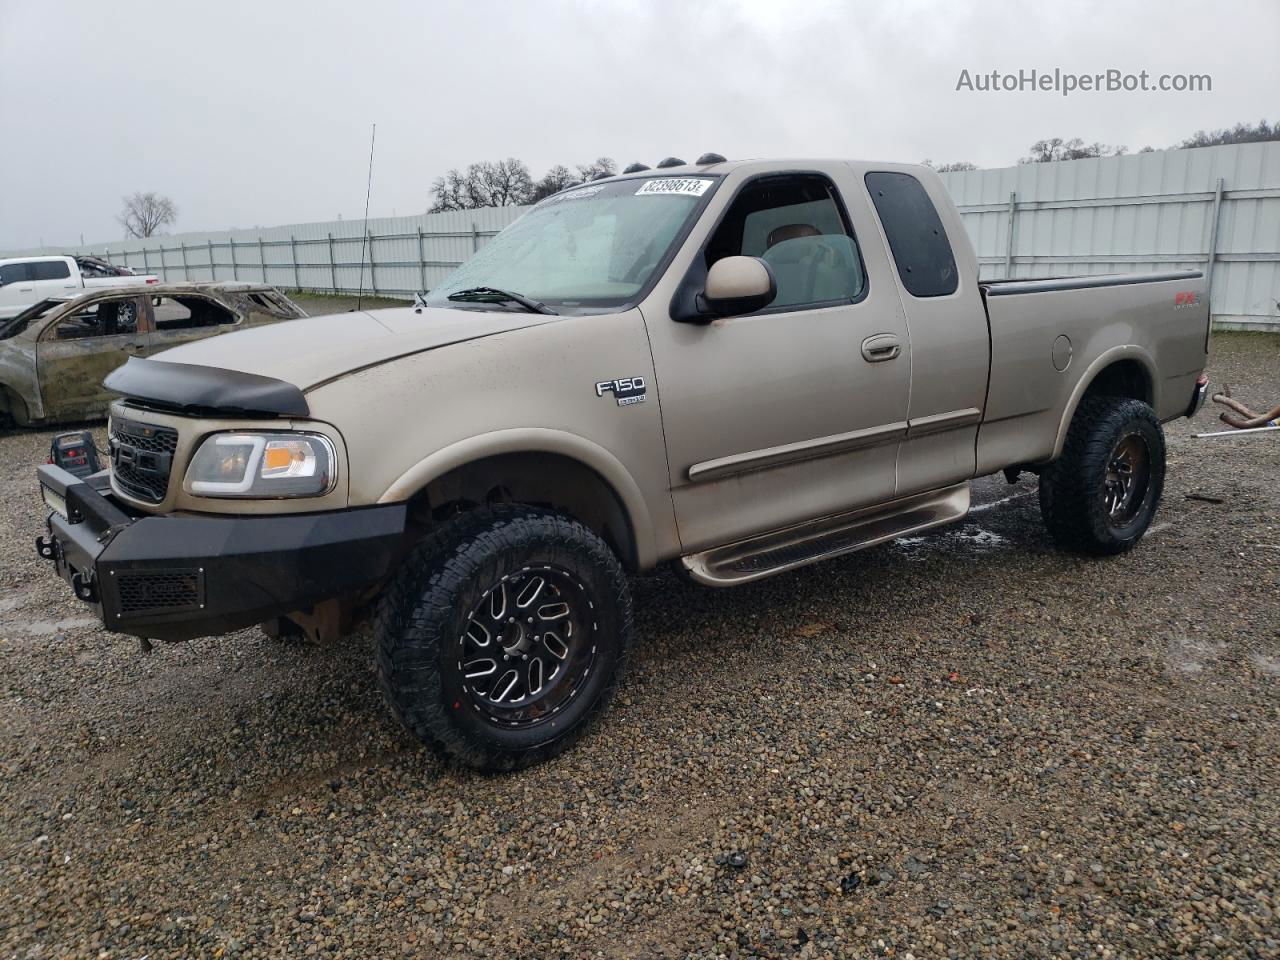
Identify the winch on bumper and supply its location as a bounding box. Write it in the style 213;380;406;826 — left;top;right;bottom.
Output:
35;464;406;642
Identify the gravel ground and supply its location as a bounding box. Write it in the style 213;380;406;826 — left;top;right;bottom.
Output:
1;333;1277;959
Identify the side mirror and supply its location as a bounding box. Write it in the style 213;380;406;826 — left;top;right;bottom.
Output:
700;256;776;318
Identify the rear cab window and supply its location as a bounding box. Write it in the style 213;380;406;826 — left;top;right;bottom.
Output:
864;172;958;297
247;291;304;319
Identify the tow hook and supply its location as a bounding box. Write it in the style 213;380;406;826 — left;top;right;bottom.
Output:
35;535;56;562
70;571;98;604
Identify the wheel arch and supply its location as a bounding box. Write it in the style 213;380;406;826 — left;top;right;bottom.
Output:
378;429;655;571
0;381;34;426
1051;346;1158;461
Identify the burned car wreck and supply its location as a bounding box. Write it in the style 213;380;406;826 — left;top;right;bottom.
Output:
0;283;305;426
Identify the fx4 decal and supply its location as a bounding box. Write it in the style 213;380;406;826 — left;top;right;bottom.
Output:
1174;291;1202;308
595;376;647;406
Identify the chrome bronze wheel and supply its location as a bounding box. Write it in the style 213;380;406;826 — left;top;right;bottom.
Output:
458;565;598;728
1102;433;1151;528
1040;397;1166;555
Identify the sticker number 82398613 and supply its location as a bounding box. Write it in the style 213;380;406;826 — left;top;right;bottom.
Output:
634;178;714;197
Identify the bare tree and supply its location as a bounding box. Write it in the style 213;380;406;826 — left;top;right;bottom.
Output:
921;159;978;172
575;156;617;181
471;158;534;207
429;158;535;212
1019;138;1127;164
429;155;631;212
118;191;178;238
531;164;579;201
428;169;472;212
1178;119;1278;149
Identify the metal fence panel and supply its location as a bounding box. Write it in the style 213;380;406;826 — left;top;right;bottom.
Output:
939;141;1280;328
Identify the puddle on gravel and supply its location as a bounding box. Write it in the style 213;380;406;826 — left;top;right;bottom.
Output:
951;528;1008;548
15;618;99;636
0;593;33;614
1165;635;1227;675
1250;653;1280;677
894;525;1009;559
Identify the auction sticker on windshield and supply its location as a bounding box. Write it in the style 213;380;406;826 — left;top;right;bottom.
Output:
635;178;714;197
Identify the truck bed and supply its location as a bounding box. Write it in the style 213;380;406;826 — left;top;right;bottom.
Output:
975;270;1211;475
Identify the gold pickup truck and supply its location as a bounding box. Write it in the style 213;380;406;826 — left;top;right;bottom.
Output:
35;158;1211;770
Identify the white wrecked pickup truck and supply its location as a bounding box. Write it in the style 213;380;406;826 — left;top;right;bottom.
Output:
0;255;158;320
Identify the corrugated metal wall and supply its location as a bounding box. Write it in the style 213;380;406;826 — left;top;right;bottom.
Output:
939;141;1280;329
8;142;1278;327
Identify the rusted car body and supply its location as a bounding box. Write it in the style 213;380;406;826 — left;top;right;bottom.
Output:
0;283;305;425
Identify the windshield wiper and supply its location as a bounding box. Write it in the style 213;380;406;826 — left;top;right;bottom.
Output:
446;286;557;315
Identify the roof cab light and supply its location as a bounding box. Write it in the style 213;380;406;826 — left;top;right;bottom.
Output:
184;432;336;498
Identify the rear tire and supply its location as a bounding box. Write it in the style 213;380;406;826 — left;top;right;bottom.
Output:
1038;396;1165;555
374;505;632;771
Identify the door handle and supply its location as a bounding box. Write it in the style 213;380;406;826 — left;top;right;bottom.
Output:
861;333;902;363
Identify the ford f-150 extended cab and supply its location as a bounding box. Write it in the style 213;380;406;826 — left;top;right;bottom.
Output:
0;255;159;320
35;158;1211;770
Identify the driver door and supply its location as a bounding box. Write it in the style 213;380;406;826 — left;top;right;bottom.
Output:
35;295;149;421
645;167;912;552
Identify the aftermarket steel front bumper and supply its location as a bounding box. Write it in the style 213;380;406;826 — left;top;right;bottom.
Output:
35;464;406;642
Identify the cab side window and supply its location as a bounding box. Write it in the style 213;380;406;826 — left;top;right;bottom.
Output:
0;264;32;285
706;174;866;310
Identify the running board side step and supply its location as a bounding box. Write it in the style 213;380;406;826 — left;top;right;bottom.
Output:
680;482;971;587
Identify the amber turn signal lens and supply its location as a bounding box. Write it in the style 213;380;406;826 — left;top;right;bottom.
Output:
263;447;295;471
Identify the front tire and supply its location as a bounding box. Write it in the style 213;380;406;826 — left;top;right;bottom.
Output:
1038;396;1166;555
374;506;632;771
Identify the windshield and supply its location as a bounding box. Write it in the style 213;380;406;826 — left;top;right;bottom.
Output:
426;176;718;314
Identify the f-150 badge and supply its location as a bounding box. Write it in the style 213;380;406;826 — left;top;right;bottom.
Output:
595;377;647;406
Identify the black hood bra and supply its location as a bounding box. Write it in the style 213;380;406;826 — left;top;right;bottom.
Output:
104;357;310;418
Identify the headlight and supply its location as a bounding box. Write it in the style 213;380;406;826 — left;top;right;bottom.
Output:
183;432;337;498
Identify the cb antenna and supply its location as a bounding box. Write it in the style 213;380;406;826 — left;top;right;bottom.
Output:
356;122;376;310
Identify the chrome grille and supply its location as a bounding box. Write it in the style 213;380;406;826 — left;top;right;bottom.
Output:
109;418;178;503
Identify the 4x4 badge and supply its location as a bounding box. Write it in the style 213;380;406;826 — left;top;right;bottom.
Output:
595;377;647;406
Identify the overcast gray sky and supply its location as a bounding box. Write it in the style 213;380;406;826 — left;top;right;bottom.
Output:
2;0;1275;251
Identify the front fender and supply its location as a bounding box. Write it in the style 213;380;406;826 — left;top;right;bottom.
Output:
378;428;657;568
